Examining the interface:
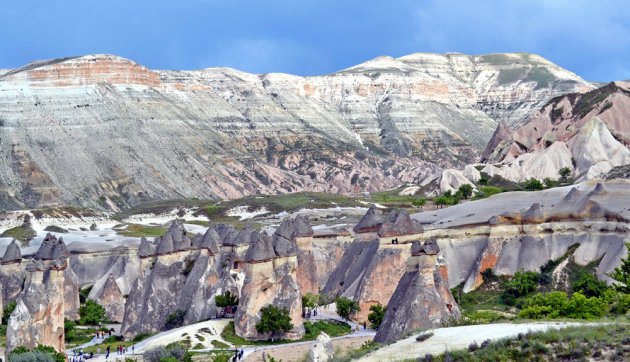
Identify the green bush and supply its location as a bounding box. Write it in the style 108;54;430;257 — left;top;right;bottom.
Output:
335;297;361;321
2;301;17;325
458;184;473;199
367;303;385;328
255;305;293;339
8;345;65;362
504;271;538;299
518;291;608;319
525;178;544;191
412;197;426;208
78;300;106;325
215;291;239;308
571;273;608;298
165;309;186;330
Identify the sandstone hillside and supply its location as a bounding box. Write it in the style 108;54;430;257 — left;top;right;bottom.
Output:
0;53;592;209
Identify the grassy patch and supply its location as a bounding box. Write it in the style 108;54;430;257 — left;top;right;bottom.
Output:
220;320;351;346
0;222;36;245
115;223;167;238
44;225;68;233
211;340;230;349
430;323;630;361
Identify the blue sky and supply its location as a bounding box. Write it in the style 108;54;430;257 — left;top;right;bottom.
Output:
1;0;628;81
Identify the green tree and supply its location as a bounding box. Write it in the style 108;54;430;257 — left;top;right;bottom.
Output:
255;305;293;339
367;303;386;328
302;293;317;313
525;178;544;191
572;273;608;298
478;175;489;185
412;197;426;209
2;301;17;324
558;167;572;183
543;177;557;189
78;300;106;325
458;184;473;199
434;196;448;209
335;297;361;321
215;291;239;308
607;241;630;294
503;271;538;299
64;318;77;342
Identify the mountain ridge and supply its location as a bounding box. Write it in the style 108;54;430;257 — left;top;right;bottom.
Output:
0;52;594;210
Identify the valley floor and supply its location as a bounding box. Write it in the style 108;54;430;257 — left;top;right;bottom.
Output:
358;321;603;361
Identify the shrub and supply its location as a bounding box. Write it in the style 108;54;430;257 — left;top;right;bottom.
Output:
255;305;293;339
458;184;473;199
8;345;65;362
335;297;361;321
165;309;186;330
503;271;538;299
412;197;426;208
607;241;630;294
518;291;607;319
525;178;543;191
78;300;106;325
215;291;239;308
558;167;572;183
571;272;608;298
2;301;17;324
367;303;386;328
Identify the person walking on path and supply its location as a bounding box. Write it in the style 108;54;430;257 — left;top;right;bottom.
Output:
363;321;367;329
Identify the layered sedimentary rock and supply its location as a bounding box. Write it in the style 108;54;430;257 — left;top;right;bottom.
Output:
235;225;304;340
323;208;424;321
414;180;630;292
93;273;125;322
374;239;460;344
481;81;630;181
0;53;592;209
121;220;242;338
5;235;71;356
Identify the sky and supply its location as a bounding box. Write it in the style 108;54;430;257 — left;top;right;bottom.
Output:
0;0;628;82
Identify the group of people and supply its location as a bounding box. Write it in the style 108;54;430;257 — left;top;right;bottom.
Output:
70;348;94;361
302;309;318;319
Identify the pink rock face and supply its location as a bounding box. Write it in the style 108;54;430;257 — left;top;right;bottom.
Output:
296;238;319;296
20;55;161;87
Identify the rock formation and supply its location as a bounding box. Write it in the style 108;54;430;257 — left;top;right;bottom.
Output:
287;215;319;295
308;332;335;362
374;239;460;344
5;235;71;357
323;208;425;321
0;240;24;311
414;180;630;292
120;220;243;338
234;225;304;340
482;81;630;182
0;52;593;210
93;273;125;322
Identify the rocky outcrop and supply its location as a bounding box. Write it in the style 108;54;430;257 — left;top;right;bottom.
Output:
5;237;71;357
0;52;592;210
282;215;319;295
323;208;425;321
308;332;335;362
120;221;242;338
414;180;630;292
378;209;423;237
482;82;630;182
93;273;125;323
234;227;304;340
374;239;460;344
1;240;22;264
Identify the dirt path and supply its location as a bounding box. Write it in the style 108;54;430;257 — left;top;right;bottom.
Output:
359;321;600;361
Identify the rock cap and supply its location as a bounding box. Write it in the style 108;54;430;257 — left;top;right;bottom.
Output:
353;205;383;233
1;240;22;264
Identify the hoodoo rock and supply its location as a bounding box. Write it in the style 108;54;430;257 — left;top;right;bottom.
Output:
285;215;319;295
374;239;460;344
235;226;304;340
94;273;125;323
323;208;425;321
0;241;25;310
121;221;245;338
1;240;22;264
5;237;72;357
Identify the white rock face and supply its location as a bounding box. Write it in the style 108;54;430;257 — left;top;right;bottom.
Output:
0;52;592;209
308;332;334;362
